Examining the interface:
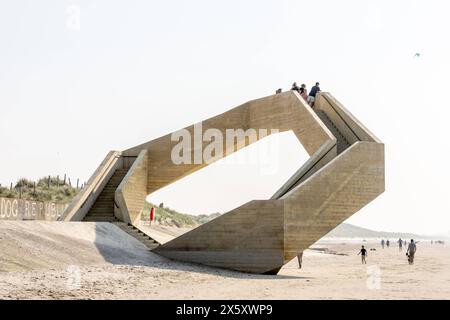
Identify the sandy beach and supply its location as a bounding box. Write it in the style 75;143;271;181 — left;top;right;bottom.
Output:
0;221;449;300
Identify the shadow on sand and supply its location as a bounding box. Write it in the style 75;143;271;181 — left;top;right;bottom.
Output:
94;223;310;280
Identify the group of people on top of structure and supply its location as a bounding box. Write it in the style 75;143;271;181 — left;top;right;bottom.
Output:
275;82;321;107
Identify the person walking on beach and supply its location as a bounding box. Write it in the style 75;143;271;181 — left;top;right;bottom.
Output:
407;239;417;265
307;82;321;107
386;240;390;248
358;245;368;264
297;252;303;269
398;238;403;251
381;239;385;249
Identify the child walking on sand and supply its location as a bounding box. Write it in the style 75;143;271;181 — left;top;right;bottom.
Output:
357;245;368;264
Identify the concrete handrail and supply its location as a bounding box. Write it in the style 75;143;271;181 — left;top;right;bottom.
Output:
317;92;381;143
271;139;337;199
115;149;148;225
59;150;122;221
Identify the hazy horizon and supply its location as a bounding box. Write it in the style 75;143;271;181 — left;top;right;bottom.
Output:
1;0;450;235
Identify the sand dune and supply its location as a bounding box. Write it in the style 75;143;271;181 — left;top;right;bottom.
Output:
0;221;166;272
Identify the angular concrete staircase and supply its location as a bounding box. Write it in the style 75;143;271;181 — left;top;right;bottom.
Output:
83;169;129;222
113;222;160;250
81;168;161;249
63;90;384;274
315;109;350;153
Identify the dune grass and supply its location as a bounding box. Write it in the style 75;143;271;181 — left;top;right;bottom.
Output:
0;177;78;203
1;176;220;226
141;202;221;227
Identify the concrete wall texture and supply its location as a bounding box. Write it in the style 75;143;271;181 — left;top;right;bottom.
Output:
63;91;385;274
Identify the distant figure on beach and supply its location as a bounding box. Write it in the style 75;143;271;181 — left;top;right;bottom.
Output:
404;240;407;246
299;84;308;100
398;238;403;251
381;239;385;249
291;82;300;92
307;82;321;107
275;88;282;94
357;245;368;264
297;252;303;269
406;239;417;265
386;240;390;248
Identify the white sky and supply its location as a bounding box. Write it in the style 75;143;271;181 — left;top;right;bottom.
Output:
1;0;449;235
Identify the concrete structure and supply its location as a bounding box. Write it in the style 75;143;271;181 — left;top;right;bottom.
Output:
61;91;384;274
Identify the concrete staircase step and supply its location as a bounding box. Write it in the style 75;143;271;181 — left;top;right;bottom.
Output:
90;203;114;206
315;109;351;153
112;222;160;250
84;217;117;222
89;211;114;214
